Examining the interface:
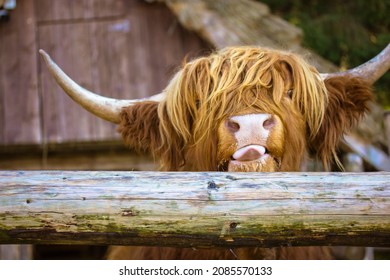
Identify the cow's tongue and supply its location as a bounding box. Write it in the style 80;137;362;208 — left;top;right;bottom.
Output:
232;145;266;161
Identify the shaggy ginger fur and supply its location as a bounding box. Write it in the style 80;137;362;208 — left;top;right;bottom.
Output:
114;46;373;259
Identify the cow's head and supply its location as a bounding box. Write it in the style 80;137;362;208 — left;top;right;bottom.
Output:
39;44;389;171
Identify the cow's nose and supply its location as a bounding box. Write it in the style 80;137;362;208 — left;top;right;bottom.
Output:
226;114;275;134
226;113;275;155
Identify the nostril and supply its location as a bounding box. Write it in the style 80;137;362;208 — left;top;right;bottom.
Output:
263;116;276;130
226;119;240;133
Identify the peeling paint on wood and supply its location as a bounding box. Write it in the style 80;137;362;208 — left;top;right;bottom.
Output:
0;171;389;247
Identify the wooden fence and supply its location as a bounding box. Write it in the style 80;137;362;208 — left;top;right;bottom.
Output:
0;171;389;248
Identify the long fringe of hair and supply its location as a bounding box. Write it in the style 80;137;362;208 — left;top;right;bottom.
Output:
157;46;328;171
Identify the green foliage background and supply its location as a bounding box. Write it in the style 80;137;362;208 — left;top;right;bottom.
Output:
260;0;390;108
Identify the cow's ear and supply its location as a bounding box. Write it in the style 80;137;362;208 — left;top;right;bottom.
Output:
118;101;161;155
310;76;374;169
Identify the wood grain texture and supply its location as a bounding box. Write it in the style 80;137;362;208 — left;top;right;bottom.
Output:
0;171;389;247
1;0;209;146
0;0;41;144
0;144;157;171
37;0;209;144
35;0;125;22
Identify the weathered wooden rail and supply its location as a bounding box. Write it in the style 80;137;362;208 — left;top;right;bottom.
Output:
0;171;389;248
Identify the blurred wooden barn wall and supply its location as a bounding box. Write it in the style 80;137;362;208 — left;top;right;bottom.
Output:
0;0;210;259
0;0;210;170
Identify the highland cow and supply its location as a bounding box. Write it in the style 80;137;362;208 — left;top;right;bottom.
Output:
39;44;390;259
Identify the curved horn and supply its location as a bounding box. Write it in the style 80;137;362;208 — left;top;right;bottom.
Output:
321;43;390;84
39;49;163;124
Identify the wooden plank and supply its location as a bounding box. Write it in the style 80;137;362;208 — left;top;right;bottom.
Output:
35;0;125;22
139;2;211;95
0;0;41;145
0;171;389;247
121;1;210;98
0;147;157;171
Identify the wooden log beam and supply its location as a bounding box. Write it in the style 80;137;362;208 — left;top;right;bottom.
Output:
0;171;389;248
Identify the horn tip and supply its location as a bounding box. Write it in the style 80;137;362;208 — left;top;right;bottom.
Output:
39;49;50;60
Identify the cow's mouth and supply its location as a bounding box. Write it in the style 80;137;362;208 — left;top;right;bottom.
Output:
230;145;268;162
226;145;280;172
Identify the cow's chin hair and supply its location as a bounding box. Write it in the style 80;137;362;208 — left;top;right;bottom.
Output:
227;155;280;172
